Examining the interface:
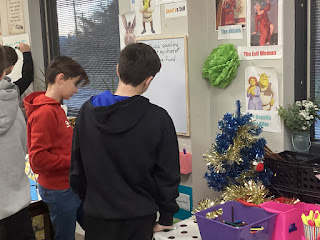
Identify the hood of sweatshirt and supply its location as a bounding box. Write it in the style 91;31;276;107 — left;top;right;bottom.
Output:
24;91;61;118
83;93;150;134
0;79;19;135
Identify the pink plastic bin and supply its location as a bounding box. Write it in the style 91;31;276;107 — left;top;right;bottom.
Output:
260;201;320;240
179;152;192;174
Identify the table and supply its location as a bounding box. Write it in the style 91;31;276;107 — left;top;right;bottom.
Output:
153;217;202;240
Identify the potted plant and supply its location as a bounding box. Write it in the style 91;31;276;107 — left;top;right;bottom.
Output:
278;100;320;152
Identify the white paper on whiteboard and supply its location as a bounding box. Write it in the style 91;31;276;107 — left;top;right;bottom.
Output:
2;33;30;82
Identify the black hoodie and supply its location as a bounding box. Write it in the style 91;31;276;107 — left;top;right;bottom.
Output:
70;95;180;226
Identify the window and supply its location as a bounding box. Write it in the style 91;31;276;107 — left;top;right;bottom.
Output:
41;0;120;116
310;1;320;140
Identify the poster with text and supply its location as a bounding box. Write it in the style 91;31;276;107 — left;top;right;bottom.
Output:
247;0;282;46
119;12;136;50
164;1;187;18
216;0;246;30
7;0;25;34
136;1;161;37
245;66;281;133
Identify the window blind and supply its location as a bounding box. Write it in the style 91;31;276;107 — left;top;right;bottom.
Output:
55;0;120;116
310;1;320;139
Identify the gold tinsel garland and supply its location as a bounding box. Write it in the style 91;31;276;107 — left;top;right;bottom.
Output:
192;181;269;220
192;198;225;222
203;124;259;173
222;180;269;205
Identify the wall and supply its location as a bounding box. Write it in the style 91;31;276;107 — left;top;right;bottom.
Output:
188;0;295;205
118;0;192;187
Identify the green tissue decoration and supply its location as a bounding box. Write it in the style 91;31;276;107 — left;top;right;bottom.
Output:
202;44;240;88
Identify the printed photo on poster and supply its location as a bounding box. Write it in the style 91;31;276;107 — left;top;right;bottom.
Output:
7;0;25;34
245;66;281;133
119;12;136;50
248;0;282;46
216;0;246;30
136;1;161;36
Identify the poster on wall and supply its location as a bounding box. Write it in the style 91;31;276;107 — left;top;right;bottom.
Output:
119;12;136;50
7;0;25;34
245;66;281;133
247;0;282;47
136;1;161;37
164;1;187;19
216;0;246;31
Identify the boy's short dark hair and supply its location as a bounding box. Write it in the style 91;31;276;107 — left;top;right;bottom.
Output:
45;56;89;87
3;46;18;68
0;46;7;75
118;43;161;87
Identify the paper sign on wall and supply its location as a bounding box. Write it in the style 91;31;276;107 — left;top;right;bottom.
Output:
164;1;187;18
7;0;25;34
238;45;283;60
218;25;243;40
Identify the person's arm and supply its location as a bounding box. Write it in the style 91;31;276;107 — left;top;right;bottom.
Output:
264;1;270;11
28;106;71;174
14;43;34;96
154;112;180;228
70;115;87;201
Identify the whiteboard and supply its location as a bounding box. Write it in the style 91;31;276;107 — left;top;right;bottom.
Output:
2;33;30;82
137;36;190;136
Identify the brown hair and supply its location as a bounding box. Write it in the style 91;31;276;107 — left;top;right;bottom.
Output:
118;43;161;87
45;56;89;87
3;46;18;67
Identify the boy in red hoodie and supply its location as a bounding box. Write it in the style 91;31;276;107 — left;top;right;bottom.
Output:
24;56;89;240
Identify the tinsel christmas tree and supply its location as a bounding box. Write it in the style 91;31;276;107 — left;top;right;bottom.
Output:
203;100;272;205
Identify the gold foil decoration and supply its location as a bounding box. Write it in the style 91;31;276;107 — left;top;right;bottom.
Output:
222;180;269;205
203;124;259;172
192;198;224;222
206;208;223;220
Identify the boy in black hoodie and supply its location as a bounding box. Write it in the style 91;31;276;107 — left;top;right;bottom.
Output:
70;43;180;240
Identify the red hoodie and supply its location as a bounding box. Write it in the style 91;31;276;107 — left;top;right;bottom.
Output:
24;92;73;190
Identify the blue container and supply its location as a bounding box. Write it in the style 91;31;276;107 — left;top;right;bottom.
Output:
195;201;277;240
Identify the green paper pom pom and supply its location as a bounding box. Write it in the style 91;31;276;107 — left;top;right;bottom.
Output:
202;44;240;88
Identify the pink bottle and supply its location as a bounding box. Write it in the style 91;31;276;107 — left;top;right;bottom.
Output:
179;148;192;174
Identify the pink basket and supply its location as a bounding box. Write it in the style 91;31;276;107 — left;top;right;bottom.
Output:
260;201;320;240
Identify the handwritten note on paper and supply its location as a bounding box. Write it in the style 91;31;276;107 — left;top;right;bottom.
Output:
7;0;25;34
